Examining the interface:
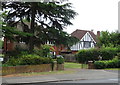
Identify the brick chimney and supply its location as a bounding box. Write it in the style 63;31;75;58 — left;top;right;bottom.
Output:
97;31;100;37
96;31;100;46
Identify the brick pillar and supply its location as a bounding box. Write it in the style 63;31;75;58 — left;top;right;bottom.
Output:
88;61;94;69
57;64;64;70
53;61;57;71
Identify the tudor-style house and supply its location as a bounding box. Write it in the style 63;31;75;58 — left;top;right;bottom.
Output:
70;29;100;52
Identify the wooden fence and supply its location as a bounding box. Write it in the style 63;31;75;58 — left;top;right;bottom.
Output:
62;54;77;62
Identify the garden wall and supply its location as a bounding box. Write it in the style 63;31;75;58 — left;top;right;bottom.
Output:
2;64;64;76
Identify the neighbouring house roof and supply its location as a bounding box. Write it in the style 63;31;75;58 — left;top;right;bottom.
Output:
71;29;97;42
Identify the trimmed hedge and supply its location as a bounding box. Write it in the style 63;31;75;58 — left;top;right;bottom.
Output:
5;54;65;66
20;55;53;65
94;61;106;69
57;56;64;64
94;57;120;69
5;57;21;66
5;54;53;66
99;47;118;60
76;48;100;63
76;47;119;63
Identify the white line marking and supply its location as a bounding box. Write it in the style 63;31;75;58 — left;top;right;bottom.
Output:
109;79;118;81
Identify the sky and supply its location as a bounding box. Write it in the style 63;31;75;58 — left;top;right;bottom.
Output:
1;0;119;34
64;0;120;34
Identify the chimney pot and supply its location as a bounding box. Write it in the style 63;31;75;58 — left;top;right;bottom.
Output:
91;29;94;32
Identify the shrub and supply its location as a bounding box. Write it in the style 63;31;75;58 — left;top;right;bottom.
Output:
5;57;21;66
94;57;120;69
76;47;118;64
117;53;120;59
19;54;53;65
118;60;120;68
106;60;116;68
33;45;54;57
94;61;106;69
75;50;86;63
112;57;120;68
100;47;118;60
5;54;53;66
76;48;99;63
57;56;64;64
5;50;29;59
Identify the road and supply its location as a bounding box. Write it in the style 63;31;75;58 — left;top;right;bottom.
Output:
2;69;119;85
52;78;119;83
19;78;119;85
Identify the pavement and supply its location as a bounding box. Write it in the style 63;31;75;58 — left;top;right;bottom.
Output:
1;68;119;84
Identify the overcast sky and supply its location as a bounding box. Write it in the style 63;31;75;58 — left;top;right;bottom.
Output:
64;0;120;34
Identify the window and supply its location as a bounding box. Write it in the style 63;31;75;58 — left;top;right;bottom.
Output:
84;41;91;48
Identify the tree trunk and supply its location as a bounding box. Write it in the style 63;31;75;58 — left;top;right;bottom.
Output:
29;3;36;53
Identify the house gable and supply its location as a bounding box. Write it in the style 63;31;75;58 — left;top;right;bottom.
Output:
71;29;97;42
70;29;97;51
80;32;96;43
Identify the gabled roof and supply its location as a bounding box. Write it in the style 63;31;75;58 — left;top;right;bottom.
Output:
71;29;97;42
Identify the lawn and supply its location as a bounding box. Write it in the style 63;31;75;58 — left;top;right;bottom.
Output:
103;68;120;70
64;62;88;69
0;54;4;57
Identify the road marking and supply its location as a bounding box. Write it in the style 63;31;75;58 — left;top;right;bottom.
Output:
102;70;118;74
109;79;118;81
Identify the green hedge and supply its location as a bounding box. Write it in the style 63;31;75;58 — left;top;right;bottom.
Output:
5;54;65;66
33;45;54;57
5;57;21;66
76;48;100;63
5;54;53;66
94;61;106;69
57;56;64;64
94;57;120;69
76;47;119;63
99;47;118;60
20;55;53;65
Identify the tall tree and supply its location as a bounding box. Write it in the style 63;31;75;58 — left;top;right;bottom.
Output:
1;11;32;44
98;31;120;47
2;1;77;53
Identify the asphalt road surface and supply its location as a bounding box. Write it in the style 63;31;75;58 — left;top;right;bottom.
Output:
2;70;119;85
16;78;119;85
52;78;119;83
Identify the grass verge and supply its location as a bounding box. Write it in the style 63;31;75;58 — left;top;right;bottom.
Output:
2;62;88;77
64;62;88;69
2;70;75;77
103;68;120;70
